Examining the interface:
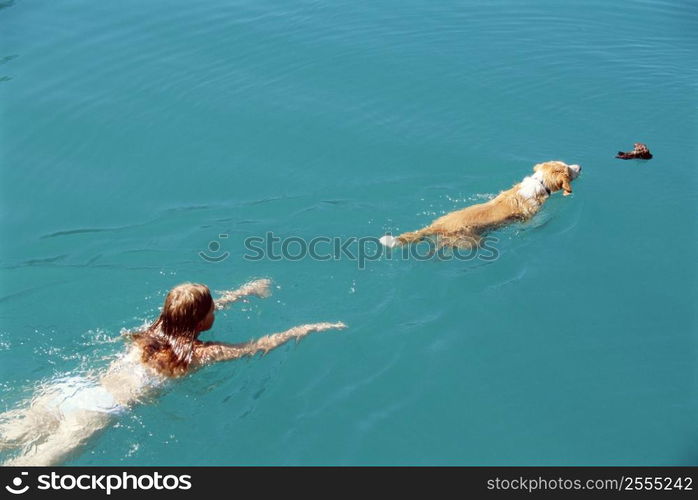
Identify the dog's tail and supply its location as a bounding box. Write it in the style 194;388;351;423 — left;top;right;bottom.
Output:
379;227;432;248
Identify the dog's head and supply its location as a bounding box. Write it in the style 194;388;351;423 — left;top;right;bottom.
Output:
533;161;581;196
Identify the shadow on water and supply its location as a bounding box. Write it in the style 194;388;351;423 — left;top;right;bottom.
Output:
0;54;17;83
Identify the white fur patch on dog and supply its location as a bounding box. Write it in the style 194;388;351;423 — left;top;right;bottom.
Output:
518;172;548;200
379;235;399;248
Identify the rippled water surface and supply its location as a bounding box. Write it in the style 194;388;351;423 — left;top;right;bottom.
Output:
1;0;696;464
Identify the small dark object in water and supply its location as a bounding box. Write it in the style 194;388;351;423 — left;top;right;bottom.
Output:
616;143;653;160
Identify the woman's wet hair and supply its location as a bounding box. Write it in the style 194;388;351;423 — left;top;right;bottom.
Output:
133;283;213;377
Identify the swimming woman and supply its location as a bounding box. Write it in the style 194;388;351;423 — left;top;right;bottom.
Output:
0;279;345;466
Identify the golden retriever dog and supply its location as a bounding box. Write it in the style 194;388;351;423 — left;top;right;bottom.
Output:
379;161;582;249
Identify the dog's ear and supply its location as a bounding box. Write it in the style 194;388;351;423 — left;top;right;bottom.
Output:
557;166;573;196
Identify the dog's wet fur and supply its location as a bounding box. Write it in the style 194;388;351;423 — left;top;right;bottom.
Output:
380;161;582;249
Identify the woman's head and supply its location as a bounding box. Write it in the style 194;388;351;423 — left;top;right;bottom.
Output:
135;283;214;377
160;283;214;335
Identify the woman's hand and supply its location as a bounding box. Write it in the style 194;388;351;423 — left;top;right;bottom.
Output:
215;278;273;310
246;278;272;298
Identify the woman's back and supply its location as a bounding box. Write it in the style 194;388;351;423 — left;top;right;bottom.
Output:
100;344;169;406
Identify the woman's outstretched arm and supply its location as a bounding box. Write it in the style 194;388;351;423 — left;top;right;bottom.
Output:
193;322;346;365
214;278;272;310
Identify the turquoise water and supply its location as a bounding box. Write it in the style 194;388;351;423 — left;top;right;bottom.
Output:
1;0;696;465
